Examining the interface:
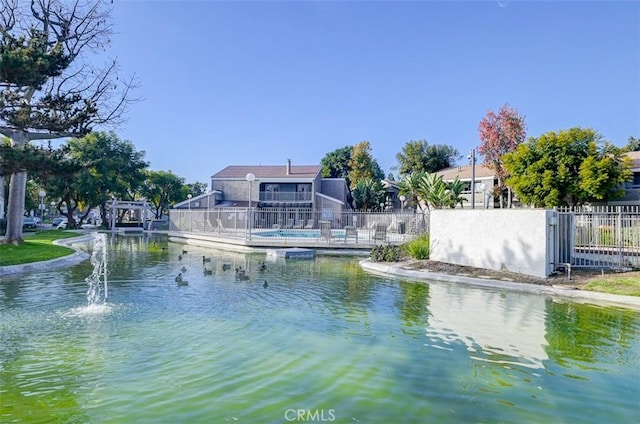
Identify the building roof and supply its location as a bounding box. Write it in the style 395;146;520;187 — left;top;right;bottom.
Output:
435;163;496;181
433;152;640;181
626;151;640;168
211;164;322;179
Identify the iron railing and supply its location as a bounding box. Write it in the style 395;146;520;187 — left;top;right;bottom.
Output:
259;191;312;202
169;207;429;247
556;206;640;269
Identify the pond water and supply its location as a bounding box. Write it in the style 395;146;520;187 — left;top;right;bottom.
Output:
1;233;639;423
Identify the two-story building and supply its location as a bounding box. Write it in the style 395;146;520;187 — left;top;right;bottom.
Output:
436;151;640;208
435;163;498;208
175;160;350;229
610;151;640;206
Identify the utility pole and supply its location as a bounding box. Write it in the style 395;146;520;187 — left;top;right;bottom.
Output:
469;149;476;209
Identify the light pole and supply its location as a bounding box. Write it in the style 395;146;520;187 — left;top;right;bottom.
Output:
479;183;487;208
187;193;192;232
468;149;476;209
399;194;407;235
38;190;46;229
246;173;255;241
206;190;210;232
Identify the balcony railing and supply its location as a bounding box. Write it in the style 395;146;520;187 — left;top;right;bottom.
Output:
259;191;312;202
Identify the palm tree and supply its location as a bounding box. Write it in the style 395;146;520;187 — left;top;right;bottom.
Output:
417;173;447;209
352;179;385;211
446;177;467;208
397;172;425;211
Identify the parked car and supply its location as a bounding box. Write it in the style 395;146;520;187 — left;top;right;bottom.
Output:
52;217;66;227
23;217;38;229
56;219;68;229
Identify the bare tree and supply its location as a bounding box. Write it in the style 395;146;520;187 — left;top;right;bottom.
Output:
0;0;137;243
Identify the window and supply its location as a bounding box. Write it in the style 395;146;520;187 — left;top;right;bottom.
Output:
264;184;280;201
633;172;640;187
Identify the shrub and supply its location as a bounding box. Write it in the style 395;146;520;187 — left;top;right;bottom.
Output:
370;244;404;262
404;233;430;260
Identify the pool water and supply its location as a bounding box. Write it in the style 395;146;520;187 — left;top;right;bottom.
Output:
1;233;638;423
257;229;322;237
256;229;344;238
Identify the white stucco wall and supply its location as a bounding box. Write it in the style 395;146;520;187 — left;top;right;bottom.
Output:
430;209;554;278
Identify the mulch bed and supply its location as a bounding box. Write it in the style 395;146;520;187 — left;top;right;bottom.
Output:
395;259;633;287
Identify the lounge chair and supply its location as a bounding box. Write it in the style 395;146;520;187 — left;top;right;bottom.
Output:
373;223;387;242
284;219;294;229
319;220;333;242
216;219;226;233
344;225;358;243
304;219;314;229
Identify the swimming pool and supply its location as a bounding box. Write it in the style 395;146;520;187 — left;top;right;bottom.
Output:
256;229;345;238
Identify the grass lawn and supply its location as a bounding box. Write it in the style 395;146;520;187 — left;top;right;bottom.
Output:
581;272;640;297
0;230;81;266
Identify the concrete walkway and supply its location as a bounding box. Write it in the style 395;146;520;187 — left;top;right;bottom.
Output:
0;234;93;277
360;259;640;310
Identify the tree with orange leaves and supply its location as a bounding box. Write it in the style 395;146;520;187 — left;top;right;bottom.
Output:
478;103;527;208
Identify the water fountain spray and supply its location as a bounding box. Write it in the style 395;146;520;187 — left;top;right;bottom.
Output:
85;232;108;305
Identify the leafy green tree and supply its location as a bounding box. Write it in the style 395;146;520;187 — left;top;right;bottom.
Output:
24;180;40;216
1;141;82;220
0;142;75;178
321;142;384;208
0;0;136;243
395;140;459;177
43;132;148;227
183;182;207;198
396;140;427;177
140;170;185;219
70;132;147;224
503;128;632;207
348;141;384;189
320;146;352;182
624;136;640;152
478;103;527;208
578;151;633;202
351;179;385;211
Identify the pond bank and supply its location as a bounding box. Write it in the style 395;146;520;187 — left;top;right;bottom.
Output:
360;259;640;310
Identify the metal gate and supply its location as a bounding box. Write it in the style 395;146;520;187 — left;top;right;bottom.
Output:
556;206;640;269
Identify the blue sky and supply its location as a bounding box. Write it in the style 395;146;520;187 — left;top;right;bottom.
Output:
104;0;639;184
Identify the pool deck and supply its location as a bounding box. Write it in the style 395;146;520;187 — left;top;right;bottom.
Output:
167;226;409;249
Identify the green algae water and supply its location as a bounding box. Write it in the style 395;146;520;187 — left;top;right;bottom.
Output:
1;234;638;423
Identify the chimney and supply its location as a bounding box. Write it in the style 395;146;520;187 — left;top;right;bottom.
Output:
286;159;291;176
